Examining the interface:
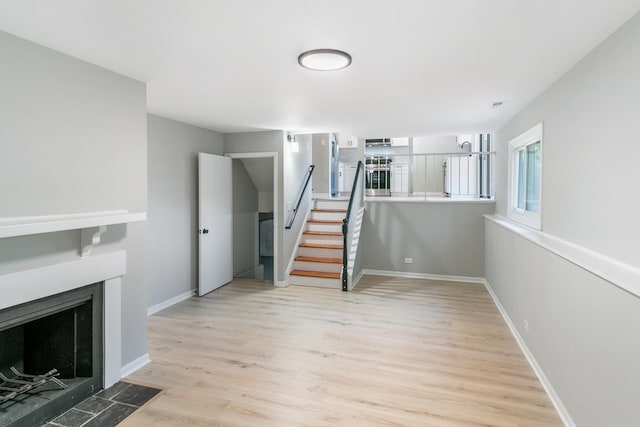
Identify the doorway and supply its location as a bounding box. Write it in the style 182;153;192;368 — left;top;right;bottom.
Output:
226;152;278;284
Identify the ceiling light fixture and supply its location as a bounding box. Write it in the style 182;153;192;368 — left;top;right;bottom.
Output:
287;133;299;152
298;49;352;71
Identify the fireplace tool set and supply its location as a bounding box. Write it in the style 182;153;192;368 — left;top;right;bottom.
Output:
0;367;67;403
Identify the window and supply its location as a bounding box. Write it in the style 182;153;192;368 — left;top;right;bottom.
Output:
508;123;542;229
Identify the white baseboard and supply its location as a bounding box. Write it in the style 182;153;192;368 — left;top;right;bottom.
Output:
120;353;151;379
147;289;196;317
483;279;574;427
350;269;364;290
285;208;313;277
275;280;288;288
362;269;485;284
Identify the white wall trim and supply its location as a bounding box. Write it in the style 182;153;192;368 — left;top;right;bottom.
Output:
0;251;127;310
120;353;152;379
285;208;313;277
147;289;196;317
483;279;575;427
0;210;146;239
485;214;640;299
312;192;332;199
506;122;543;230
0;251;127;388
362;269;485;284
275;280;288;288
351;269;364;290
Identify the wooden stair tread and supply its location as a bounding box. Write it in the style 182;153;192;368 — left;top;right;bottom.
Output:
290;270;341;280
307;219;343;224
311;209;347;213
295;256;343;264
299;243;343;249
303;231;343;236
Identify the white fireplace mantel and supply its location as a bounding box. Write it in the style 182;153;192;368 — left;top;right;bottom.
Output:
0;251;127;387
0;210;146;258
0;210;146;239
0;210;147;387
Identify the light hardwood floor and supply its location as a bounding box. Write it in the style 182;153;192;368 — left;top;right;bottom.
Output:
123;276;562;426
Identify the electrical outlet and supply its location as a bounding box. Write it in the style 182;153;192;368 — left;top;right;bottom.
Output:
404;258;413;264
524;319;530;332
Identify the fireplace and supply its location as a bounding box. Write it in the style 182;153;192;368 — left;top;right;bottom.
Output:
0;213;144;425
0;282;103;426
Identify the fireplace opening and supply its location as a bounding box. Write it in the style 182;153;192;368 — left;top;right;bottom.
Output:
0;282;103;427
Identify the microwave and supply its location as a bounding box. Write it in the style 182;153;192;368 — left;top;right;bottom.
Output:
365;138;391;147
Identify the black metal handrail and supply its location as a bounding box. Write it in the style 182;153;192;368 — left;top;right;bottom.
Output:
342;160;364;291
285;165;315;229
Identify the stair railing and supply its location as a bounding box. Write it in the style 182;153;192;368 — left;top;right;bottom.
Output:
285;165;315;229
342;161;364;291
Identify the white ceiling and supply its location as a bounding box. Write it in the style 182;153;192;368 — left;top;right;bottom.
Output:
1;1;639;137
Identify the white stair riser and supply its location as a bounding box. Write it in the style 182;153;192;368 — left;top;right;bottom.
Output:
297;247;343;258
294;261;342;273
303;236;343;245
289;275;342;288
306;223;342;233
315;200;349;210
311;211;346;221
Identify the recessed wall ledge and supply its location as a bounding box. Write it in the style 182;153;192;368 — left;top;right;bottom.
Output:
485;214;640;299
0;210;146;257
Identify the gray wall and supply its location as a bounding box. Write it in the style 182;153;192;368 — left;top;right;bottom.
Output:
361;201;494;277
283;134;313;276
412;135;458;153
494;12;640;269
0;30;148;365
147;114;224;307
232;159;258;275
487;11;640;426
311;133;330;194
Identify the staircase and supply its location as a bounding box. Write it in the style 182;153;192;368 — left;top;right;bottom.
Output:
289;198;349;288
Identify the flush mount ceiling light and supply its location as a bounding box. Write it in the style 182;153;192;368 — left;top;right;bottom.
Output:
298;49;352;71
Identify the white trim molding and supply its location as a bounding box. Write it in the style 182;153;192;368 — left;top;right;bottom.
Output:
0;210;146;239
120;353;152;379
285;208;312;278
483;279;575;427
485;214;640;298
147;289;196;317
351;269;365;290
362;269;485;284
507;122;543;230
0;251;127;389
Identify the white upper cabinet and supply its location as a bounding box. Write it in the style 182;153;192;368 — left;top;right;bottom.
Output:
337;133;358;148
391;137;409;147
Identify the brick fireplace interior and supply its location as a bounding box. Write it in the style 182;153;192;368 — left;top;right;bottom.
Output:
0;282;103;427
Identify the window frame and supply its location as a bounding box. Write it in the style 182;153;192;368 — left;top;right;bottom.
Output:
507;123;543;230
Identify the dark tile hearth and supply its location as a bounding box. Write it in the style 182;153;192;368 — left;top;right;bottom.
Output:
44;381;161;427
111;383;161;407
94;382;130;400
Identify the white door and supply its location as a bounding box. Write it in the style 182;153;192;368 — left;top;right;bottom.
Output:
198;153;233;296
